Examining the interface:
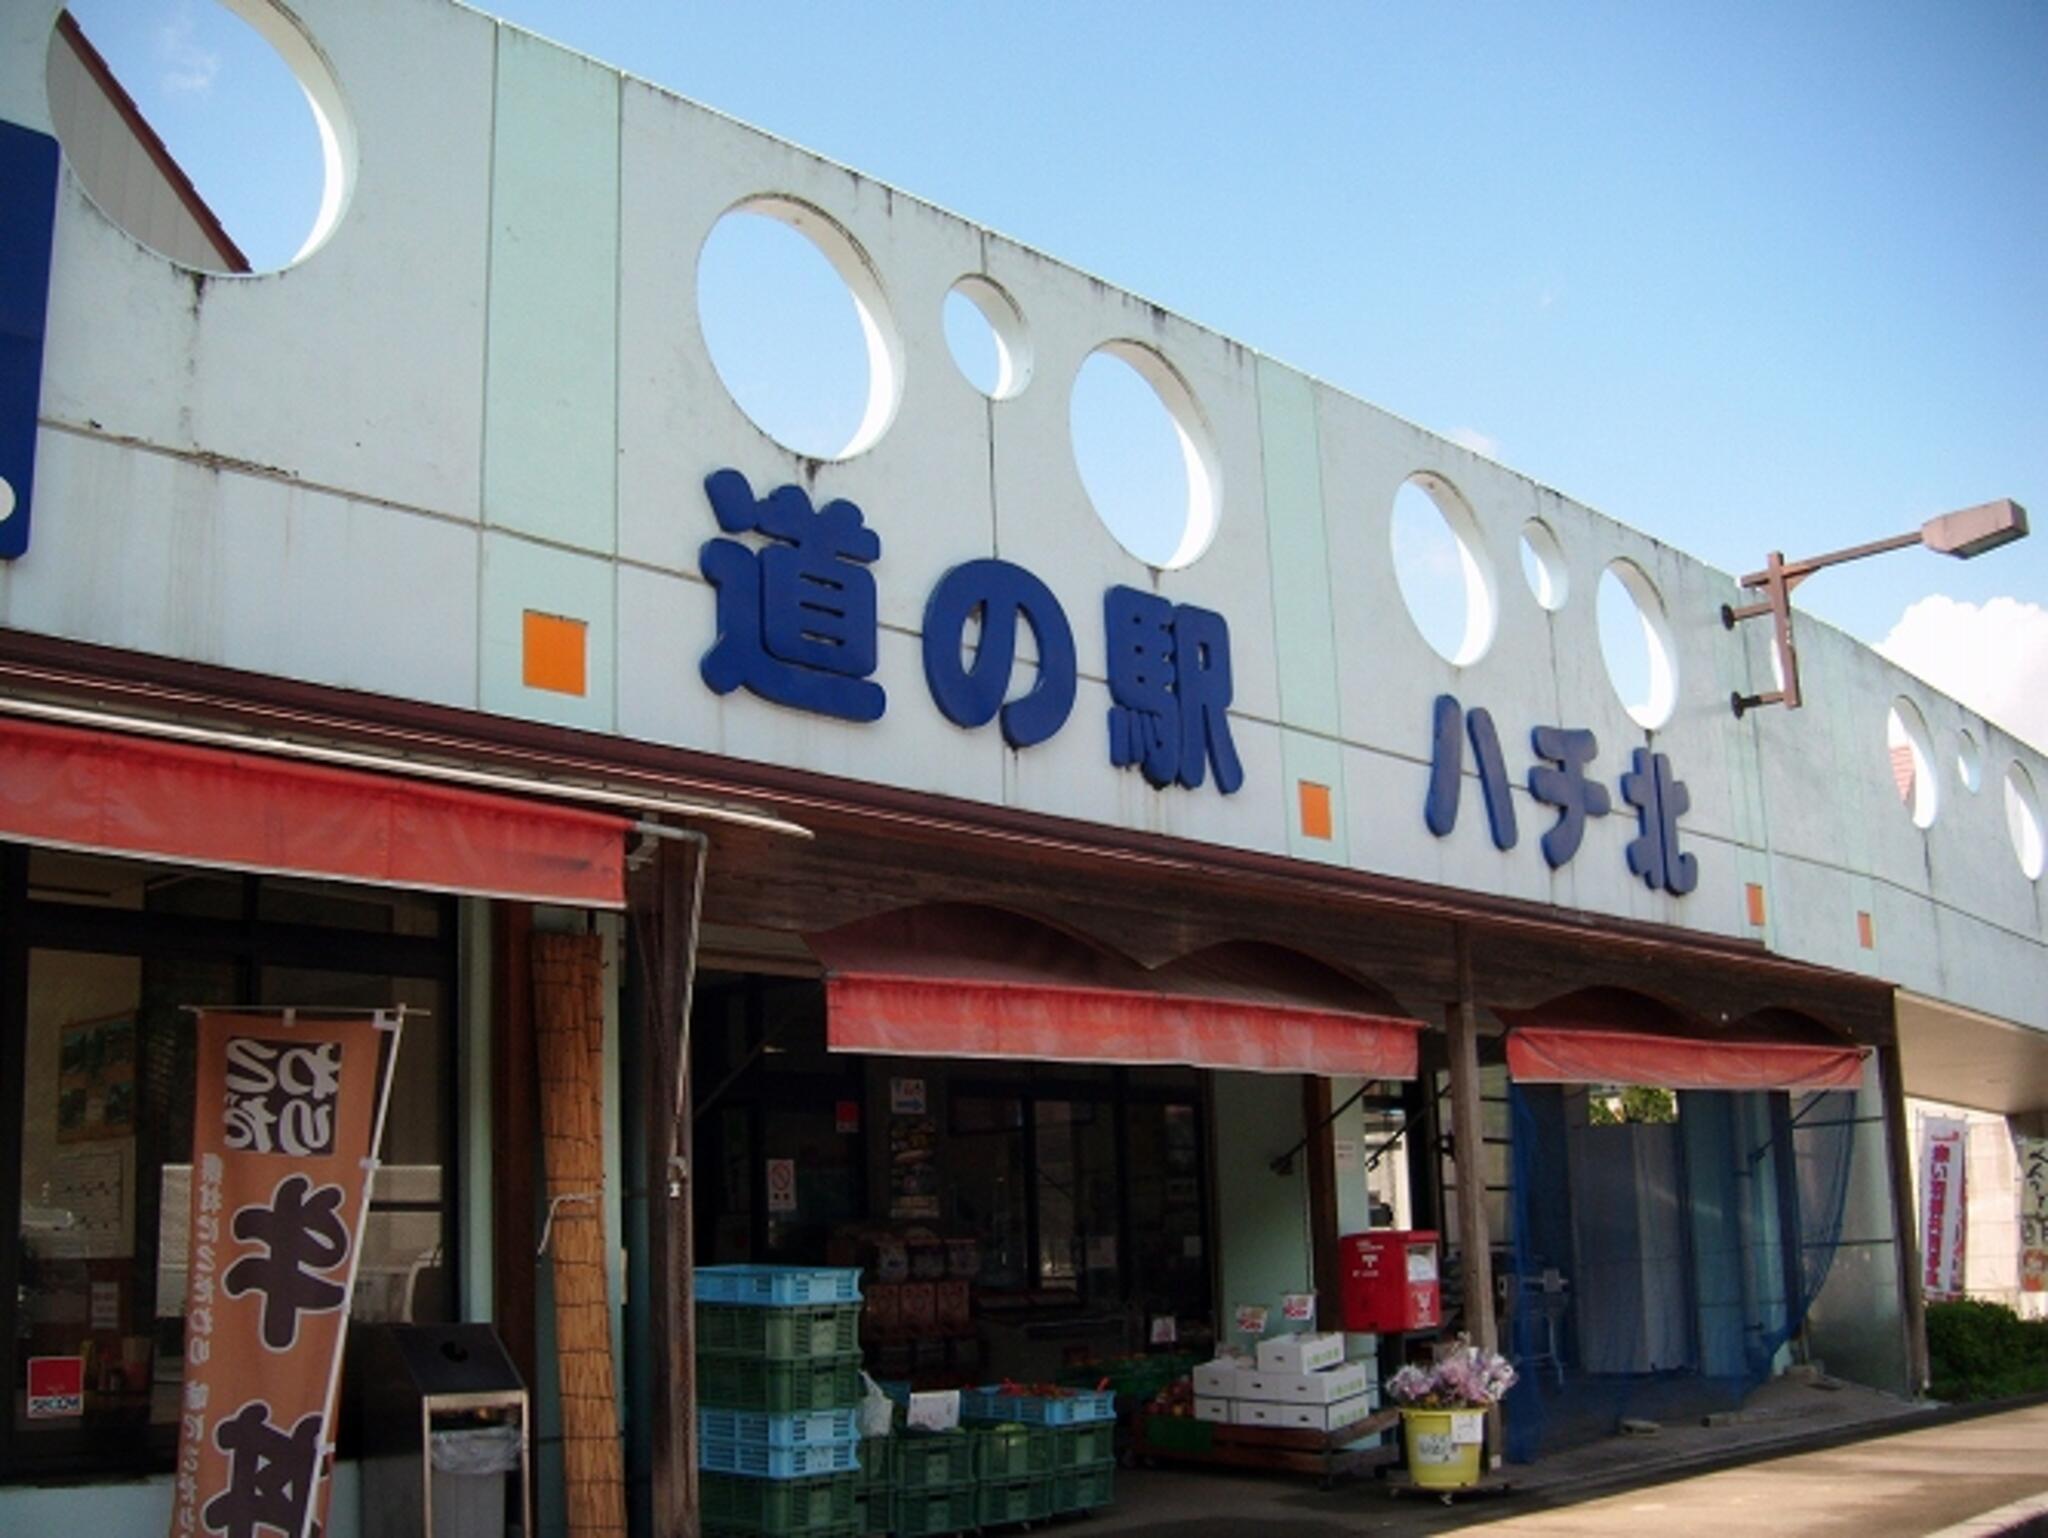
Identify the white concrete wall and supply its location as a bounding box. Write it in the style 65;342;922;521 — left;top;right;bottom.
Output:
0;0;2041;1031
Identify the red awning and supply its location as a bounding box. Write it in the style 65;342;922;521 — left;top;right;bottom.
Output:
1505;1025;1866;1092
1;715;630;907
809;904;1420;1078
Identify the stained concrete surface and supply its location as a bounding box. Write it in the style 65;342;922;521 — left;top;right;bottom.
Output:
1083;1390;2048;1536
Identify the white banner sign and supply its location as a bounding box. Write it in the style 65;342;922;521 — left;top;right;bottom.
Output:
2020;1136;2047;1296
1919;1116;1968;1300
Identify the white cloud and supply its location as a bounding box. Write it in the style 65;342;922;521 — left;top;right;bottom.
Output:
1878;595;2048;753
157;7;220;96
1447;426;1501;461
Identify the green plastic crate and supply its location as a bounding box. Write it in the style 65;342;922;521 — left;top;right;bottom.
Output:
890;1483;976;1538
1049;1420;1116;1469
855;1436;894;1495
696;1353;863;1414
850;1488;885;1538
698;1303;862;1360
701;1472;858;1534
890;1431;974;1489
975;1477;1054;1528
972;1424;1049;1480
1052;1461;1115;1515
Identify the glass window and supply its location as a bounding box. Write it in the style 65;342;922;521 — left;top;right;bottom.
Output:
5;849;456;1478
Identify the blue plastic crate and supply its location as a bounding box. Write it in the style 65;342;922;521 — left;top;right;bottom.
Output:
961;1386;1117;1425
700;1437;861;1479
696;1265;862;1307
697;1407;860;1449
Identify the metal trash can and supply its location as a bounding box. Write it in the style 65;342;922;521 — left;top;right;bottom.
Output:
358;1323;533;1538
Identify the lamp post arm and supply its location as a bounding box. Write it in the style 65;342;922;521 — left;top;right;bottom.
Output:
1737;528;1925;591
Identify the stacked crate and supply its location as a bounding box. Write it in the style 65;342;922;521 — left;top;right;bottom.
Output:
696;1266;866;1538
887;1429;975;1537
960;1384;1119;1520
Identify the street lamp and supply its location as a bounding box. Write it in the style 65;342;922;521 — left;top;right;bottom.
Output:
1722;499;2029;716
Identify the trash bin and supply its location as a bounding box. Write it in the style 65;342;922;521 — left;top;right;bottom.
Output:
358;1323;532;1538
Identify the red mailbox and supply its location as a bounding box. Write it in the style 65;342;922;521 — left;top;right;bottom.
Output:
1340;1229;1441;1333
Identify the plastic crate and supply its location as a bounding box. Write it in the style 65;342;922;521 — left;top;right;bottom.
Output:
706;1527;857;1538
975;1477;1054;1528
850;1488;885;1538
962;1385;1117;1425
698;1354;864;1414
699;1302;862;1360
700;1437;861;1479
698;1407;860;1449
1051;1461;1115;1514
700;1471;858;1534
696;1265;863;1307
971;1424;1049;1480
889;1431;974;1490
854;1437;894;1495
890;1483;976;1538
1049;1420;1116;1468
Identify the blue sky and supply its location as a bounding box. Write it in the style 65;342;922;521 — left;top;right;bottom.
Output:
56;0;2048;740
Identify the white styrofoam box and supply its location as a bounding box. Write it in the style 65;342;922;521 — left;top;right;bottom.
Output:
1255;1332;1344;1375
1233;1398;1319;1430
1320;1390;1382;1433
1238;1362;1370;1406
1192;1360;1243;1397
1194;1397;1233;1424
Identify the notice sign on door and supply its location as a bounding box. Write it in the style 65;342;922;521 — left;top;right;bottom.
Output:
26;1356;83;1419
766;1158;798;1214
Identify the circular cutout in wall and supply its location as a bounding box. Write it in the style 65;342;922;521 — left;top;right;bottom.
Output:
697;197;902;460
944;276;1031;400
1069;342;1219;569
1956;728;1982;794
2007;762;2045;881
1389;474;1497;665
1597;559;1678;729
49;0;351;274
1885;696;1939;829
1520;517;1569;612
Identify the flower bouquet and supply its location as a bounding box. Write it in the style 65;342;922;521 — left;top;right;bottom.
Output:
1384;1340;1518;1410
1385;1339;1516;1491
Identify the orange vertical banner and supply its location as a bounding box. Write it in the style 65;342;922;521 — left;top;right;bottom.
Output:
168;1009;402;1538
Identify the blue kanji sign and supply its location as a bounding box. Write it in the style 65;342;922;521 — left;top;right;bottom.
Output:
1424;694;1518;850
1527;725;1610;868
922;558;1076;749
0;123;61;563
699;469;886;722
1103;585;1243;794
1620;747;1698;895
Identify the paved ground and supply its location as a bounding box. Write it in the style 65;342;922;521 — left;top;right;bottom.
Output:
1079;1390;2048;1537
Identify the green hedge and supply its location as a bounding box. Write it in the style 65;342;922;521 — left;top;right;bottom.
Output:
1925;1299;2048;1401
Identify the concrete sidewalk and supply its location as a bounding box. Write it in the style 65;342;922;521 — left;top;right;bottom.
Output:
1085;1392;2048;1536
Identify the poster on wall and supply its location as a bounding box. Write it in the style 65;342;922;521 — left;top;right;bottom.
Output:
166;1009;402;1538
1919;1116;1969;1301
889;1107;939;1220
58;1012;137;1142
2020;1136;2047;1296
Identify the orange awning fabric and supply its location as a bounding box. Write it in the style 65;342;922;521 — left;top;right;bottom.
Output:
1505;1025;1866;1092
809;904;1420;1078
1;715;630;907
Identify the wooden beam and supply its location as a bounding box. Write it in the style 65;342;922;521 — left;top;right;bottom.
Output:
1877;1037;1930;1396
1304;1077;1343;1321
1446;927;1497;1356
631;834;708;1538
490;901;538;1396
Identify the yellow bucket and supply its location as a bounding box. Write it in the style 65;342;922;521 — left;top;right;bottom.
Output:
1401;1408;1484;1489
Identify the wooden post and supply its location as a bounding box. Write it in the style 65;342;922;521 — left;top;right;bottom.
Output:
490;902;539;1397
1877;1036;1930;1396
631;833;708;1538
1446;928;1497;1355
1304;1077;1343;1323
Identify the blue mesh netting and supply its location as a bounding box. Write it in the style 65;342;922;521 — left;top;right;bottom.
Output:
1502;1083;1855;1461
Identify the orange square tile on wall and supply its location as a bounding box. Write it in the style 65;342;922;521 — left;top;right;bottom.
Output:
1298;780;1334;841
522;610;588;696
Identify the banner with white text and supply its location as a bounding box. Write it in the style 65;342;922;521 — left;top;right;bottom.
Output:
1919;1116;1968;1302
168;1010;400;1538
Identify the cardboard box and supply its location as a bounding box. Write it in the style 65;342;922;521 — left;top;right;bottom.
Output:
1192;1359;1243;1396
1255;1331;1345;1375
1235;1390;1381;1432
1238;1361;1371;1405
1194;1396;1233;1423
